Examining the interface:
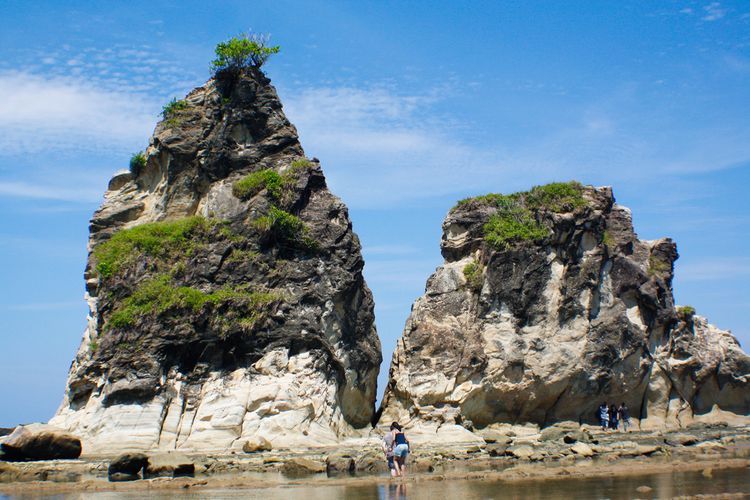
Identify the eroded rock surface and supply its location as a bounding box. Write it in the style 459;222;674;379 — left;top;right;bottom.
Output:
50;68;381;453
381;184;749;434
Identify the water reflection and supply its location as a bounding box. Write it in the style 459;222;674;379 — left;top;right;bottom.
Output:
378;482;408;500
3;466;749;499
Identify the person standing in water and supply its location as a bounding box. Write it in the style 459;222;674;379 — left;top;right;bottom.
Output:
382;422;398;477
392;423;410;478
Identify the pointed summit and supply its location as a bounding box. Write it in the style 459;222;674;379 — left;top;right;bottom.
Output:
51;67;382;452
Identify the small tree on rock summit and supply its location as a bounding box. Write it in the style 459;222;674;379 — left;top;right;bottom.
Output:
211;32;280;75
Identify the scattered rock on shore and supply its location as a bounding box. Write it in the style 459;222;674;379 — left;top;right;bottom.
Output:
108;453;149;480
325;451;355;475
144;454;195;479
1;426;81;461
281;457;326;476
242;437;272;453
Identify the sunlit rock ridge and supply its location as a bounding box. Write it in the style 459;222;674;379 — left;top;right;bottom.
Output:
51;68;382;452
381;183;750;435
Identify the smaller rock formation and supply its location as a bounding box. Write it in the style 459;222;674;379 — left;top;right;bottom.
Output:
381;182;750;435
1;426;82;461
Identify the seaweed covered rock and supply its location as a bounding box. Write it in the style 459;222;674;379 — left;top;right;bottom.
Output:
381;182;750;434
50;68;381;452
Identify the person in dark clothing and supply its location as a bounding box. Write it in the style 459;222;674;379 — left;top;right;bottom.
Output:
609;404;619;430
618;403;631;432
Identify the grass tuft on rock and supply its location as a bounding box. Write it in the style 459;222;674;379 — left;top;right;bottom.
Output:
233;169;283;200
463;260;483;291
525;181;586;212
648;254;670;277
677;305;696;318
93;216;221;278
455;181;588;250
253;206;318;251
107;274;280;330
232;159;314;204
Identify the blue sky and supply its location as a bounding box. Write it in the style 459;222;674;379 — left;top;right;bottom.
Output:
0;1;748;426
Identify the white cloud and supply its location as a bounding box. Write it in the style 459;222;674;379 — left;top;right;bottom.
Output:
0;71;157;155
702;2;727;21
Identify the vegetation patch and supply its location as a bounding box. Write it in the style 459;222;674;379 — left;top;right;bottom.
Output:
454;181;589;250
211;32;280;74
525;181;585;212
253;206;317;251
648;255;670;277
232;159;314;205
677;305;696;318
233;169;284;200
106;274;280;332
93;216;222;279
601;230;614;248
161;98;190;128
129;151;146;177
463;260;483;291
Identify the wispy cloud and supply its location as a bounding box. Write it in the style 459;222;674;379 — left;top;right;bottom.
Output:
0;180;102;203
702;2;727;21
0;71;157;155
283;81;750;209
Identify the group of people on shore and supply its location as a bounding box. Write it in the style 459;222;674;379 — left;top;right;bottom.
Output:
598;402;630;431
382;422;410;478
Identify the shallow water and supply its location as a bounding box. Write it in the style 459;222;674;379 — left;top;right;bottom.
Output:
3;467;749;500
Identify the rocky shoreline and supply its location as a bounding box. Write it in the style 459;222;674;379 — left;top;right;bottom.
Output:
2;422;748;495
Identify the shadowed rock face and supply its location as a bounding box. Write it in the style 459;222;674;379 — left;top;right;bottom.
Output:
51;69;381;452
380;184;749;431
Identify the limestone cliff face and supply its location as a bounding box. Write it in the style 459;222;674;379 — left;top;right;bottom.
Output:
381;184;749;432
51;69;382;452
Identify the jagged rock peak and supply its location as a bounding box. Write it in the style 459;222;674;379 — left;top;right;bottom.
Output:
51;69;382;453
381;182;749;435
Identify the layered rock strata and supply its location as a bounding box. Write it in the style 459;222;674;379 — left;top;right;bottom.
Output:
51;68;381;452
381;183;749;433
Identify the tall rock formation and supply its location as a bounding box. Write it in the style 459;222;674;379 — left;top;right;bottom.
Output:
51;68;381;452
381;183;749;432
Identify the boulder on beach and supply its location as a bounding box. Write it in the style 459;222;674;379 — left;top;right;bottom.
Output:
144;453;195;478
242;436;272;453
108;452;149;479
1;426;81;461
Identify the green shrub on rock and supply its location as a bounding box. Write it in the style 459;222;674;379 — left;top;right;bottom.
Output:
677;305;696;318
463;260;483;291
129;151;146;177
161;98;189;119
253;206;317;251
211;33;280;74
